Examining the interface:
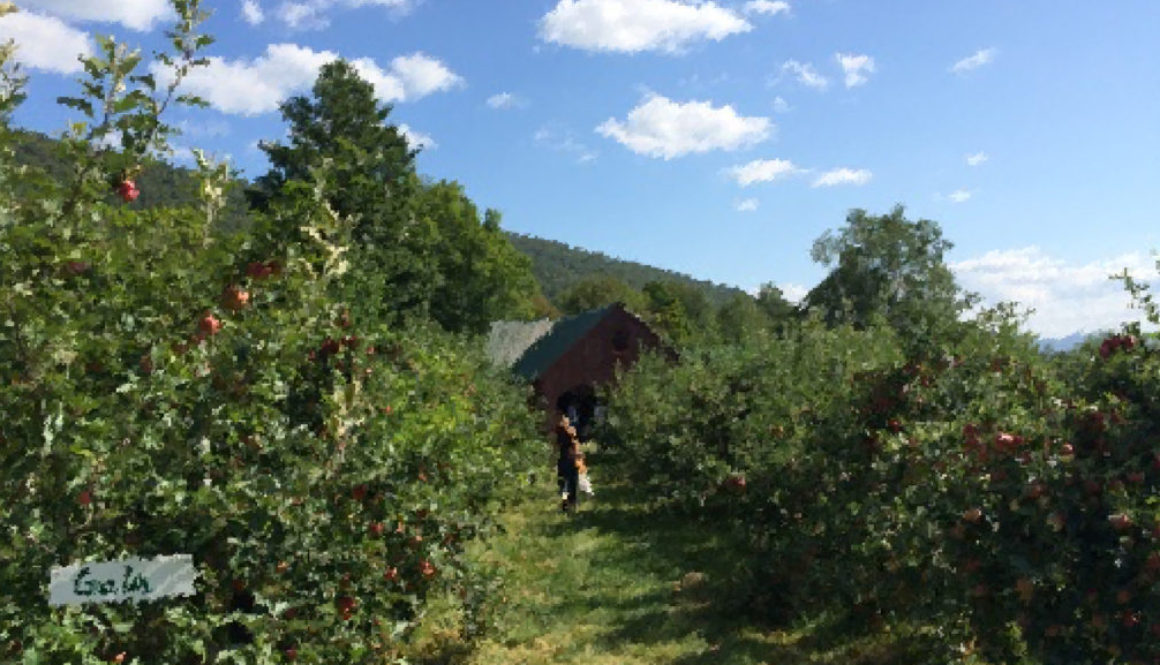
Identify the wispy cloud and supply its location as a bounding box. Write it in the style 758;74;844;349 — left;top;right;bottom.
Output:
948;189;972;203
966;151;988;166
535;127;598;164
539;0;751;54
398;123;436;151
734;198;759;212
241;0;265;24
812;167;871;187
597;93;771;159
487;92;526;110
772;96;790;113
726;158;801;186
781;60;828;90
274;0;415;30
951;47;996;74
835;52;875;88
744;1;790;16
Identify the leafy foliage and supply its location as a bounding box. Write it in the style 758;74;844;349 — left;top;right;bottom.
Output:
0;6;541;663
802;205;978;358
604;217;1160;663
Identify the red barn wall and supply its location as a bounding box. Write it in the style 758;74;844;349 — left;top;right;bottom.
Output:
534;306;666;431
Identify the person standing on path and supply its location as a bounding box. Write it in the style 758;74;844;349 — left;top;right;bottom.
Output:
555;413;580;513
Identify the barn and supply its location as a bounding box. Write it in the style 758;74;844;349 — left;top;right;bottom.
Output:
486;302;674;437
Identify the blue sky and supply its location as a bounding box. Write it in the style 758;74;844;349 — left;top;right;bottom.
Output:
3;0;1159;338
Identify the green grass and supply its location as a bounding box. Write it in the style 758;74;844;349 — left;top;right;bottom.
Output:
408;449;951;665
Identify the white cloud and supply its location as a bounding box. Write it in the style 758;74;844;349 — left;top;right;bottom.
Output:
836;52;874;88
772;96;790;112
242;0;265;24
596;93;771;159
397;123;435;151
780;283;809;303
749;282;808;303
16;0;173;31
812;167;871;187
386;52;463;98
535;127;598;163
177;119;231;138
154;45;462;116
275;0;414;29
950;247;1160;338
951;47;996;74
539;0;751;54
781;60;828;90
487;92;525;109
948;189;972;203
966;151;988;166
0;11;92;74
735;198;759;212
727;158;800;186
744;0;790;16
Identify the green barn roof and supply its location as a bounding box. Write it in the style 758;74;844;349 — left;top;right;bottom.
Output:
510;304;618;381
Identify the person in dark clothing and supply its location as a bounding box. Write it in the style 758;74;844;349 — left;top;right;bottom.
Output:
555;414;580;513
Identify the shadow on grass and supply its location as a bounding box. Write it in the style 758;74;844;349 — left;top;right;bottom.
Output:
547;450;946;665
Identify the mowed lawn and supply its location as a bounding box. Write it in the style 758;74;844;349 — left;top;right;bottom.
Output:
409;448;948;665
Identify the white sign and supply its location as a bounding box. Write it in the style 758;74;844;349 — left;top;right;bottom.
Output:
49;555;198;606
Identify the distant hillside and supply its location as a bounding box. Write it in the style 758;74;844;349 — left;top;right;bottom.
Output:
506;232;745;308
1037;331;1092;354
10;129;253;234
11;129;745;310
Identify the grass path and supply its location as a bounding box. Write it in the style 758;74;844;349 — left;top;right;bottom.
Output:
401;449;936;665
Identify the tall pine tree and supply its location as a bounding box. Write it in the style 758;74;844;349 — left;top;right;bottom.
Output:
247;59;438;322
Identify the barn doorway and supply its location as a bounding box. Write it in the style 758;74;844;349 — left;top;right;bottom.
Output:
556;384;599;441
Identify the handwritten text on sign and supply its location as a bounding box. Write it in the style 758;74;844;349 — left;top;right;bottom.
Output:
49;555;198;606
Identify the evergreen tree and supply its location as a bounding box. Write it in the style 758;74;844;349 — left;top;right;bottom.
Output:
247;59;437;322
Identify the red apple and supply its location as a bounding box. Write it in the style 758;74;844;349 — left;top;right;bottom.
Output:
1146;552;1160;572
276;561;289;574
369;522;385;536
221;286;250;312
78;490;92;506
383;567;399;582
65;261;91;275
198;312;222;336
419;559;437;579
111;652;126;664
283;647;297;661
725;474;747;493
963;507;983;523
245;261;272;280
117;180;139;203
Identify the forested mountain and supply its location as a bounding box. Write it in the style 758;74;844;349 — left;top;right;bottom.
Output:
505;232;745;308
11;128;743;314
11;129;254;234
